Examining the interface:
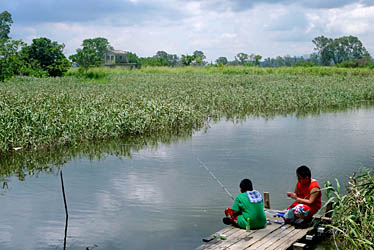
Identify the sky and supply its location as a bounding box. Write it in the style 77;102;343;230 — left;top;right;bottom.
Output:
1;0;374;62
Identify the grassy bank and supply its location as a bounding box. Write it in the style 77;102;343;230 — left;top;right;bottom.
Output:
1;69;374;154
325;170;374;249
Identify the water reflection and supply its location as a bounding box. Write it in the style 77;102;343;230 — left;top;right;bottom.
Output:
0;131;193;190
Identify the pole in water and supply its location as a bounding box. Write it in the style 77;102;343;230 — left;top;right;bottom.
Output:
60;170;69;250
196;157;235;201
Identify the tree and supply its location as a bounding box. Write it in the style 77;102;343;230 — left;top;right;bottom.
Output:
70;37;112;70
181;54;195;66
153;51;178;66
263;57;273;67
275;56;285;66
126;52;139;64
69;47;100;72
81;37;112;65
254;55;262;66
21;37;71;77
235;52;248;65
0;11;12;41
312;35;369;66
139;56;169;66
283;55;294;66
216;57;228;65
193;50;206;65
309;53;319;66
333;36;370;64
153;51;170;66
155;51;169;62
0;40;26;81
312;36;335;66
162;52;179;66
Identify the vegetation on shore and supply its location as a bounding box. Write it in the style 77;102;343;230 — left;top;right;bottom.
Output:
1;68;374;155
325;170;374;249
68;65;374;77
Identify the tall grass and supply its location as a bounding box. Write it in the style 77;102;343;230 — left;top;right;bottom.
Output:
67;65;374;77
1;70;374;155
324;170;374;249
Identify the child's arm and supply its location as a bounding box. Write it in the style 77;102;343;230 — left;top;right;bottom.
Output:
290;187;320;205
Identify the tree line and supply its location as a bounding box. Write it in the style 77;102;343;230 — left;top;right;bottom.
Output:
0;11;71;81
1;10;373;81
68;38;210;69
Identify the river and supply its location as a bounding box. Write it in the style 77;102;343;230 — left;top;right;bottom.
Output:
1;107;373;249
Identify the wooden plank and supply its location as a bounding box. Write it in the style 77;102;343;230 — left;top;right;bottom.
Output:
270;227;314;250
265;229;303;249
197;223;317;250
226;223;283;250
196;226;242;250
196;226;240;250
208;229;250;250
212;226;237;236
249;224;295;250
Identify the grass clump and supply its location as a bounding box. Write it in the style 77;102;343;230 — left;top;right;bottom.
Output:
324;170;374;249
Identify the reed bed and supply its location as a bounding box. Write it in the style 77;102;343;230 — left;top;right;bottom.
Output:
1;71;374;154
324;170;374;249
67;65;374;77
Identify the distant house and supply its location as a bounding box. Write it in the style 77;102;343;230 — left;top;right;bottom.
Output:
104;49;128;65
104;49;138;68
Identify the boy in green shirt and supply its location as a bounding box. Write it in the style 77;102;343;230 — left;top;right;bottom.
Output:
223;179;267;229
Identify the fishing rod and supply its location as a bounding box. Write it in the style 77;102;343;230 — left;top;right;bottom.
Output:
196;157;235;201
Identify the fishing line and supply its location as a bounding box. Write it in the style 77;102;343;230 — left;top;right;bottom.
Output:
196;156;235;201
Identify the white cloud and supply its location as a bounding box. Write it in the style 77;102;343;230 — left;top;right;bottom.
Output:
325;4;374;34
5;0;374;61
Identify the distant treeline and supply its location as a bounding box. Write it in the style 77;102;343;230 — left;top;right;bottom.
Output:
1;10;373;82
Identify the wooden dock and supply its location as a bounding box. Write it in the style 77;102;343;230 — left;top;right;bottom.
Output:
196;193;332;250
196;220;314;250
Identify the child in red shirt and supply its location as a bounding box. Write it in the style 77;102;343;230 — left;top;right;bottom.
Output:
284;165;321;224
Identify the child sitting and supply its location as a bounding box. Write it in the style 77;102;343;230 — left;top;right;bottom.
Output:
284;165;322;224
223;179;266;229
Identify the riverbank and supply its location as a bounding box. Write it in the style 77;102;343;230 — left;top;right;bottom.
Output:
1;68;374;155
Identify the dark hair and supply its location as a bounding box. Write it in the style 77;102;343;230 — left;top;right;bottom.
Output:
296;165;311;179
240;179;253;192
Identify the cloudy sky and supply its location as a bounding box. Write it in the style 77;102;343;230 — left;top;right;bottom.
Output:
1;0;374;61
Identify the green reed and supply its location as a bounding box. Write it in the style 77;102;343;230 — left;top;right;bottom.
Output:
324;170;374;249
68;65;374;77
1;71;374;154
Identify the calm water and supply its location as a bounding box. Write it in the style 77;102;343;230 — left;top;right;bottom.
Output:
1;107;374;250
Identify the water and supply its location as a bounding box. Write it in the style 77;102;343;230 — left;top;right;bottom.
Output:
1;107;374;250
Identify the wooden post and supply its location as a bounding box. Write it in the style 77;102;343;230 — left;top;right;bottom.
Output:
264;192;270;209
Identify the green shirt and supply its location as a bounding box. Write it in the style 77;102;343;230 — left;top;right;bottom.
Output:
232;192;266;229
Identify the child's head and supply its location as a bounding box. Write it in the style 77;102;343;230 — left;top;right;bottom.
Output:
296;165;311;184
240;179;253;192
